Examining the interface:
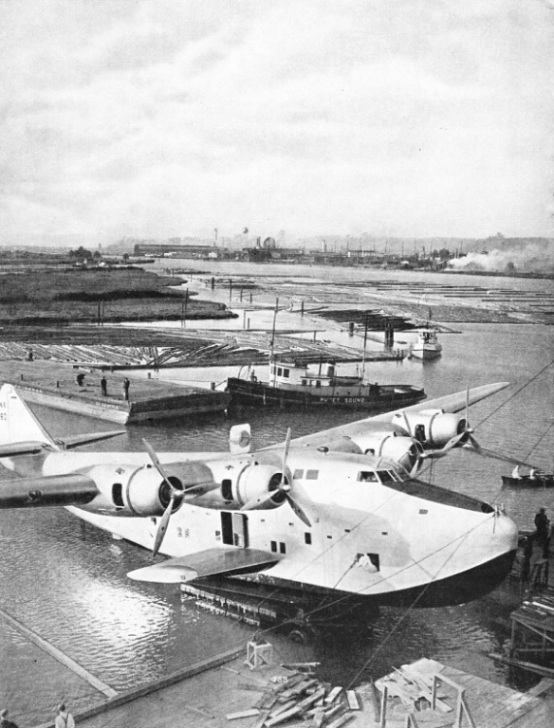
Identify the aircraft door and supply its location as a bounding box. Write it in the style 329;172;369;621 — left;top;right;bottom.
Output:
221;512;249;548
232;512;249;547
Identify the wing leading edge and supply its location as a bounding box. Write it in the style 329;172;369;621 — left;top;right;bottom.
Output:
285;382;510;449
127;547;281;584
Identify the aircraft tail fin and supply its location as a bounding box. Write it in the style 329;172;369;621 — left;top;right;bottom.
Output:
0;383;58;452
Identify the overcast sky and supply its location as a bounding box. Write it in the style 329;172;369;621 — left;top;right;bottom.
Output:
1;0;553;245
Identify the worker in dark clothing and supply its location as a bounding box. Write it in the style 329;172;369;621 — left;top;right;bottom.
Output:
534;507;550;558
0;708;19;728
535;508;549;538
100;375;108;396
76;372;85;386
521;535;533;581
123;378;130;401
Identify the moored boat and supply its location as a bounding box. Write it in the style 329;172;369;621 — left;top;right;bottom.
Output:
409;327;442;360
501;473;554;488
226;357;426;409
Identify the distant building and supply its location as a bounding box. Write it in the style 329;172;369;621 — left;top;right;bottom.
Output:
133;242;229;259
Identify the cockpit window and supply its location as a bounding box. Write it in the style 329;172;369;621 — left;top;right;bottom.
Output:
377;470;396;484
357;471;378;483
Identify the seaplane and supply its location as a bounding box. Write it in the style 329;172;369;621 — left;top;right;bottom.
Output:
0;381;518;624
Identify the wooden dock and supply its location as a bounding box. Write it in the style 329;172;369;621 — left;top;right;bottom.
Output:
0;360;229;424
28;651;554;728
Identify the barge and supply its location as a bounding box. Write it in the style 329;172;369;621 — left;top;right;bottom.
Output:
226;357;425;410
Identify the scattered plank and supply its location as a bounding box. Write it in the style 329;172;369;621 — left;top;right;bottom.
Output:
325;686;344;704
225;707;260;721
346;689;360;710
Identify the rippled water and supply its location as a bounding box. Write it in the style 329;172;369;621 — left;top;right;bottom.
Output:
1;268;553;725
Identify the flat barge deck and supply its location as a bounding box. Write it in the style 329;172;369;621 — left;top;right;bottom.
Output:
0;360;229;424
28;653;554;728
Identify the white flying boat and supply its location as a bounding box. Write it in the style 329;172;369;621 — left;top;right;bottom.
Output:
0;382;518;612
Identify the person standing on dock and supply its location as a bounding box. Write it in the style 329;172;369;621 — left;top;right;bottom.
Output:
100;375;108;397
54;703;75;728
0;708;19;728
123;377;130;401
534;507;550;558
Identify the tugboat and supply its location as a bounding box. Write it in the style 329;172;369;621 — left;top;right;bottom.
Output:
409;327;443;361
226;357;425;410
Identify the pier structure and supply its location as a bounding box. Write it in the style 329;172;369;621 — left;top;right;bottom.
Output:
0;359;229;424
27;653;554;728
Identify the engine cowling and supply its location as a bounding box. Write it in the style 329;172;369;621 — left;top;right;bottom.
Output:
83;464;185;517
392;409;466;448
318;433;423;473
234;463;287;510
347;433;424;472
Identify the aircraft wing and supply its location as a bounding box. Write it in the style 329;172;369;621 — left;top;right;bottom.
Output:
127;547;281;584
55;430;126;449
0;473;99;508
285;382;509;449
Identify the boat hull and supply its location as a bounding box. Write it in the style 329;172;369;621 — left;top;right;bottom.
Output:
226;378;426;410
501;475;554;488
410;347;442;361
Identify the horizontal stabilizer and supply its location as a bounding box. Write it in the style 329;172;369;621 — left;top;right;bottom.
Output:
0;474;98;509
55;430;126;450
0;441;53;458
127;547;280;584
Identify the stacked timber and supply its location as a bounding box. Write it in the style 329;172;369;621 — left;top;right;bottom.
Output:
227;664;364;727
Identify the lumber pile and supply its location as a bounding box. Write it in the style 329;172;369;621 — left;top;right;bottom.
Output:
226;663;364;727
374;658;461;727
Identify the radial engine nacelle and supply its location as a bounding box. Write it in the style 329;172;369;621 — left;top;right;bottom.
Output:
81;463;186;517
195;459;287;512
323;433;423;472
81;456;291;516
391;409;466;448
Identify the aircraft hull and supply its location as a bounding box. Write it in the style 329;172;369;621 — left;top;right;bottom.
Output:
177;547;517;630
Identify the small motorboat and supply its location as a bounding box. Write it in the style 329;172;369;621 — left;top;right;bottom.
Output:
409;327;442;361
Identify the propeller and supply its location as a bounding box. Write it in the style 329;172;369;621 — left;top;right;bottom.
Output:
143;439;185;557
418;386;535;469
419;386;482;461
241;428;312;527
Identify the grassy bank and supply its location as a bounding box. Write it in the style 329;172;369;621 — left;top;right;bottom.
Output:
0;268;236;325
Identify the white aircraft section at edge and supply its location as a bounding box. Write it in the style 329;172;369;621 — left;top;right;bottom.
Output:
0;381;518;610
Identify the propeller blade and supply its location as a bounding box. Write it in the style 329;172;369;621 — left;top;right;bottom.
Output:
285;493;312;527
143;438;170;482
462;433;482;454
409;459;421;478
241;490;277;512
421;432;465;460
143;438;186;557
153;495;174;557
281;428;292;483
398;410;411;436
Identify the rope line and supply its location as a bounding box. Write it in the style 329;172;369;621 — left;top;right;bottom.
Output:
474;358;554;431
